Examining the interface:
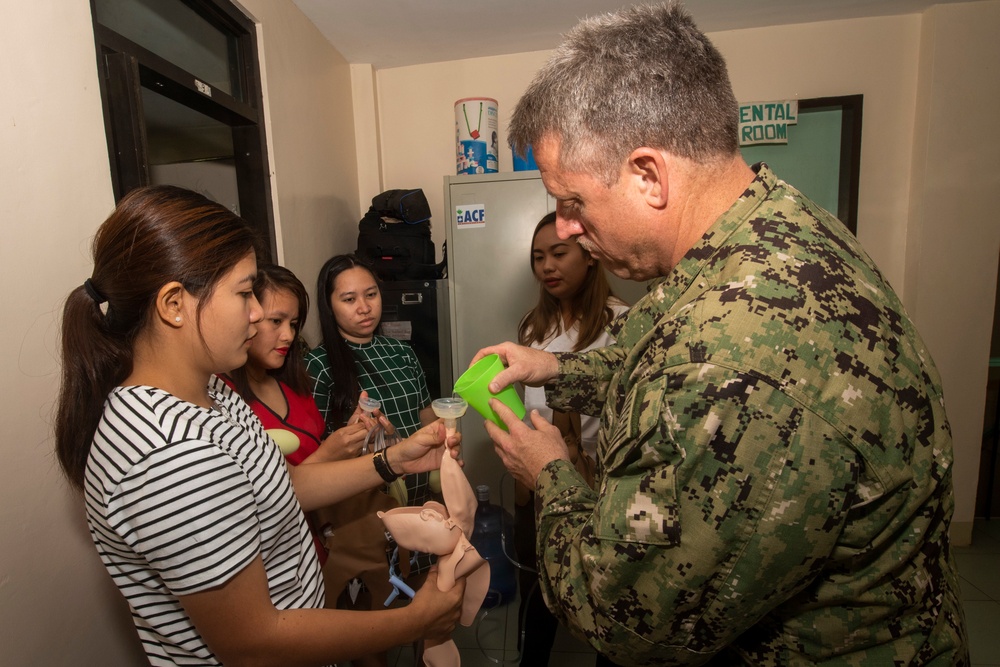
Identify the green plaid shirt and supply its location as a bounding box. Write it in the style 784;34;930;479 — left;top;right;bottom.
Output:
306;336;431;439
305;336;434;572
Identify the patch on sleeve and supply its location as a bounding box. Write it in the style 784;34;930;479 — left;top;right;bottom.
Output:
596;467;681;548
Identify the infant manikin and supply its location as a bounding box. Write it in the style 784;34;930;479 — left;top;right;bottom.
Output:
378;399;490;667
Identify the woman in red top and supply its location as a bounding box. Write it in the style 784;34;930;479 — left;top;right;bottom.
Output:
225;263;394;571
225;264;386;465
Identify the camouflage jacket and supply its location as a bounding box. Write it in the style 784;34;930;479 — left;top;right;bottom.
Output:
537;164;968;666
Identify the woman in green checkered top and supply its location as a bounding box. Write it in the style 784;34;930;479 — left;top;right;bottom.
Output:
307;254;436;440
305;253;437;667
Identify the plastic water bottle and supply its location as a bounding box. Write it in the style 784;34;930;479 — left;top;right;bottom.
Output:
470;484;517;608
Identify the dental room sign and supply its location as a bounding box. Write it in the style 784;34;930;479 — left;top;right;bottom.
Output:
739;100;798;146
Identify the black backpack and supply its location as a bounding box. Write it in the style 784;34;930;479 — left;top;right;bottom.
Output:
356;189;446;281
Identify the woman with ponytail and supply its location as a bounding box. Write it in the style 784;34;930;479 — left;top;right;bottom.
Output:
54;186;462;667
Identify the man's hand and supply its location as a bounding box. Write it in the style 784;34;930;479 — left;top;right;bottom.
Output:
470;342;560;393
485;399;569;488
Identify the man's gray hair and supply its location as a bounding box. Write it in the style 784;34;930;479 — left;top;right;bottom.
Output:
509;1;740;183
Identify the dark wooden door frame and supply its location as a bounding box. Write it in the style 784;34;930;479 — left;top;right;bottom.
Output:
90;0;276;260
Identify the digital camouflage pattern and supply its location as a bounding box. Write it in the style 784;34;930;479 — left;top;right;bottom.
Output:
535;164;969;665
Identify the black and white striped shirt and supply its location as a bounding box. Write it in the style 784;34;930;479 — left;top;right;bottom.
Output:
84;376;323;665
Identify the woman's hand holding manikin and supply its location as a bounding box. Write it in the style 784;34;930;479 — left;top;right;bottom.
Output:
386;420;462;476
289;418;459;512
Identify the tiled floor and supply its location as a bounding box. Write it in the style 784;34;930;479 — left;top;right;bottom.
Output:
956;518;1000;666
387;593;596;667
379;518;1000;666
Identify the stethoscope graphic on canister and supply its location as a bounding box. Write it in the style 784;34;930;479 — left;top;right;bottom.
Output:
463;102;483;139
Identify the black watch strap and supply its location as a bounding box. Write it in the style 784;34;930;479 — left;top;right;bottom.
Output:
373;450;400;483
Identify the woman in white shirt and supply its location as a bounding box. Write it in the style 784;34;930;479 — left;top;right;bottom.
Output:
514;211;628;666
517;212;629;458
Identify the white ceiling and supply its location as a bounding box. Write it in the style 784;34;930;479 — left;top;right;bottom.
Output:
292;0;971;70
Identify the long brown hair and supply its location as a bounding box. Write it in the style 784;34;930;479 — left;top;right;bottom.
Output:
227;264;312;403
315;253;381;431
55;186;260;489
517;212;622;351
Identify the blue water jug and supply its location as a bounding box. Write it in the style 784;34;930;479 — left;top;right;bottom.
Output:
470;484;517;608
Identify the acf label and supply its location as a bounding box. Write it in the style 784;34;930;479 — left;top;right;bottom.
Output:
456;204;486;228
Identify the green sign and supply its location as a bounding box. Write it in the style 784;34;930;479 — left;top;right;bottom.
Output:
739;100;798;146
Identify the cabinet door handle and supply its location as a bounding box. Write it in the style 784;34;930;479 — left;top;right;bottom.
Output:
401;293;423;305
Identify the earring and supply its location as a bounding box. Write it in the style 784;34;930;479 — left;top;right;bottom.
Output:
175;316;181;323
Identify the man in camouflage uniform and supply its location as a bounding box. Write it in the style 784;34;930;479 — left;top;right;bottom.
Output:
477;2;968;665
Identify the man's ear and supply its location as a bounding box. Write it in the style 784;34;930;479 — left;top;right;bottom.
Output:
154;281;187;328
625;147;670;209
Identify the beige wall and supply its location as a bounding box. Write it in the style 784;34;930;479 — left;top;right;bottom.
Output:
0;2;147;664
0;0;358;663
712;15;922;291
239;0;361;344
905;1;1000;541
351;63;384;219
369;4;999;539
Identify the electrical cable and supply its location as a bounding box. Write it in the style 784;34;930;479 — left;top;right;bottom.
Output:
469;470;544;665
